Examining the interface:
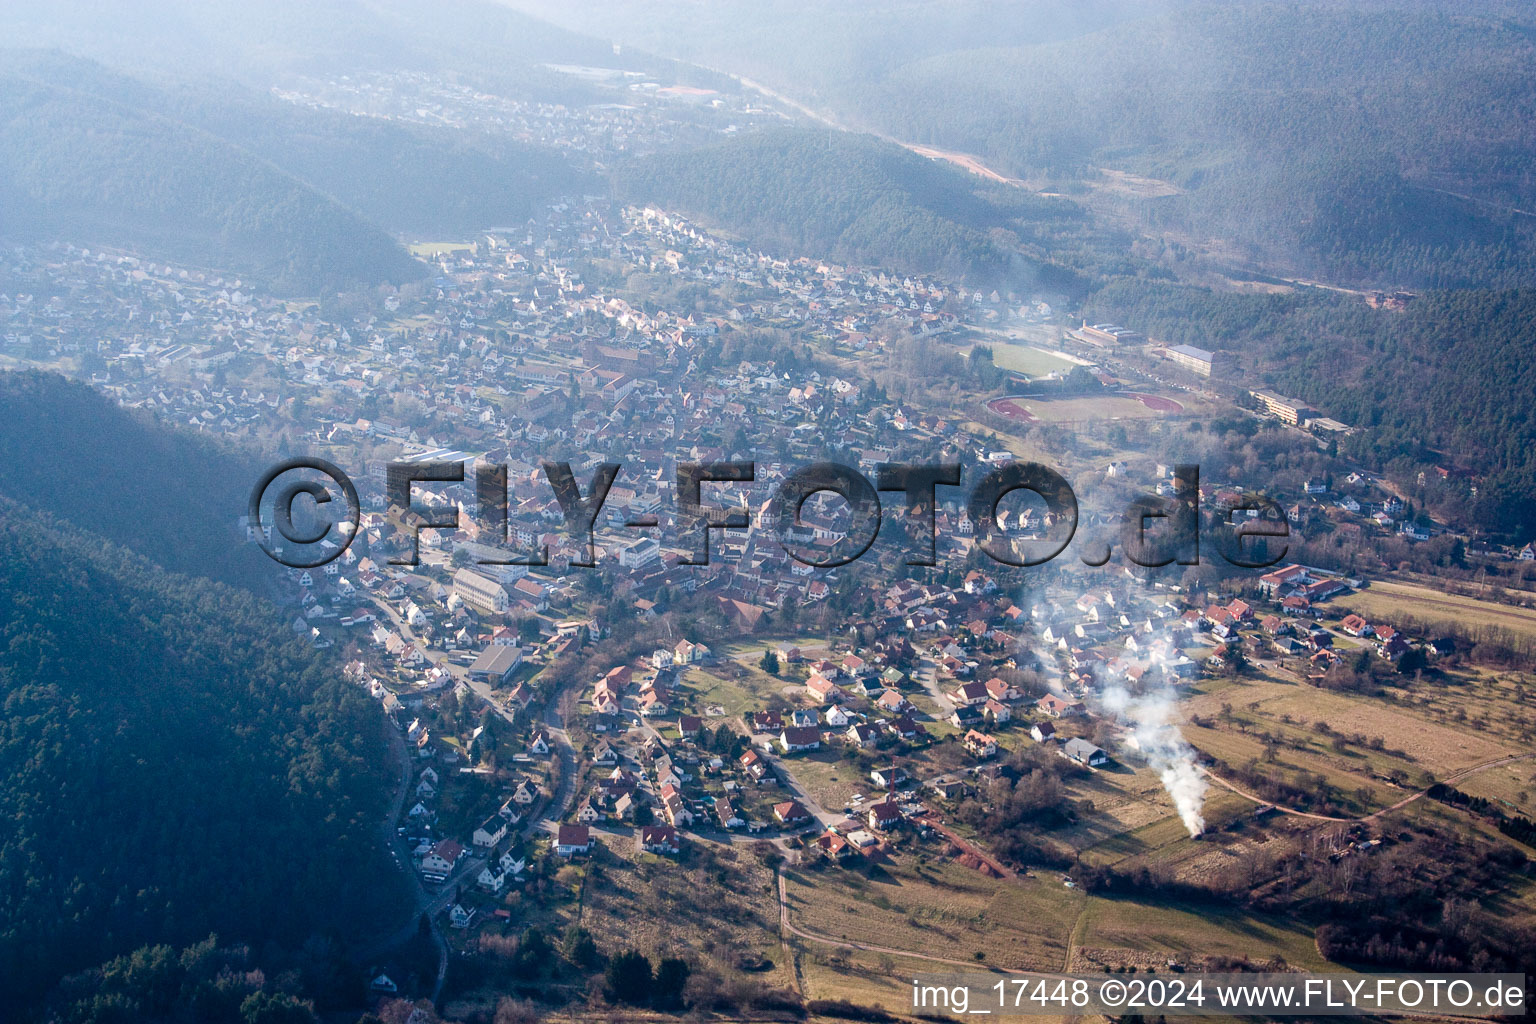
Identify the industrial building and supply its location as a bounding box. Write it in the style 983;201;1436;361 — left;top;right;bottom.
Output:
1251;389;1313;425
1072;321;1146;347
1162;343;1230;378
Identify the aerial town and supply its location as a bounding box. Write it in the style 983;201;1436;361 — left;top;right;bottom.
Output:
6;4;1536;1023
7;162;1535;1010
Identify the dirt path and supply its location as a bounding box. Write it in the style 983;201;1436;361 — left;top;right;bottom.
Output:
918;816;1015;879
775;866;1005;972
1202;751;1536;824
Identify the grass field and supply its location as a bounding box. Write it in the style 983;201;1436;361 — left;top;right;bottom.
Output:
783;751;874;811
1455;761;1536;811
408;240;477;256
987;393;1184;425
1073;896;1331;971
680;667;761;719
1074;789;1254;867
577;839;790;988
1336;579;1536;645
990;343;1078;378
1187;669;1519;779
782;856;1081;972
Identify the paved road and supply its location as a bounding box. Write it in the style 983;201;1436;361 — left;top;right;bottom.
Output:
371;593;580;835
741;731;845;830
360;593;583;1000
352;721;452;1003
913;655;954;715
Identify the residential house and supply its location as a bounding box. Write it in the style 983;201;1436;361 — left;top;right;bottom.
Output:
420;839;463;879
1063;738;1109;767
1036;694;1084;718
963;730;999;757
778;726;822;754
774;800;812;825
555;824;592;857
472;814;508;848
637;824;683;855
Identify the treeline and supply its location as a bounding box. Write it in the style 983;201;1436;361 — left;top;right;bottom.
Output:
44;936;327;1024
141;73;589;239
954;746;1078;867
1082;281;1536;540
0;45;594;295
0;495;401;1012
613;127;1087;289
465;923;803;1019
1428;784;1536;848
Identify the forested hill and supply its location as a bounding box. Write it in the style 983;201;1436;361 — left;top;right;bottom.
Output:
0;70;427;294
0;493;402;1012
0;371;267;586
530;0;1536;291
1083;281;1536;540
168;88;591;240
0;0;673;99
613;127;1093;291
2;50;594;242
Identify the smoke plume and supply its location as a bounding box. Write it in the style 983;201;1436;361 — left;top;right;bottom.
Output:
1097;679;1208;837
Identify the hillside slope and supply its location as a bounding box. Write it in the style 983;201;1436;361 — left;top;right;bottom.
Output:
0;490;400;1009
1083;281;1536;539
614;127;1093;290
0;371;268;586
0;71;426;294
525;0;1536;289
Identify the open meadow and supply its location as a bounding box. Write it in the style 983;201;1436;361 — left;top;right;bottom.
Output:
1336;579;1536;647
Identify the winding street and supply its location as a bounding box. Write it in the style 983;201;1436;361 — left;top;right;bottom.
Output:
356;593;583;1003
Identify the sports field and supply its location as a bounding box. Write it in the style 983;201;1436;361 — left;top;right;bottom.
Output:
990;343;1080;377
988;392;1184;425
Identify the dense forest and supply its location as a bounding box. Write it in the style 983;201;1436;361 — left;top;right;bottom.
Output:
0;50;592;240
172;91;588;239
0;371;268;585
535;0;1536;290
614;127;1092;290
0;372;403;1016
0;493;402;1012
1082;281;1536;539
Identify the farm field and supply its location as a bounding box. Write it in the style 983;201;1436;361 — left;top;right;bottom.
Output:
1189;667;1525;777
1335;579;1536;646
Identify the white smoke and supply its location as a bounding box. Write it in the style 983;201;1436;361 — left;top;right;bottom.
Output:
1097;678;1208;837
